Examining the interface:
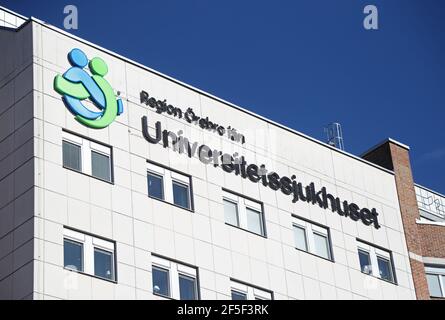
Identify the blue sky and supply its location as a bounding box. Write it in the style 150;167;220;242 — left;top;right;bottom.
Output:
2;0;444;193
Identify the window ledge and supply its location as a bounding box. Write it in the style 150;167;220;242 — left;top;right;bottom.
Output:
63;267;117;284
416;219;445;227
148;195;194;212
153;293;175;300
359;270;398;286
63;166;114;185
294;247;334;263
225;222;267;239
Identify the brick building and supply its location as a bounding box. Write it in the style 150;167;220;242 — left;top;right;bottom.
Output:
363;139;445;299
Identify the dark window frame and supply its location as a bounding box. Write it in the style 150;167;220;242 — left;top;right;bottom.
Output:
292;223;309;252
376;255;394;283
152;265;172;299
230;278;274;300
222;188;267;238
63;226;118;284
147;171;165;201
231;289;248;300
356;238;398;285
62;129;115;185
223;198;241;228
62;140;82;172
151;253;201;300
291;214;335;262
425;272;445;298
358;249;372;274
91;150;112;183
178;273;198;300
245;206;265;236
172;179;191;210
63;238;84;273
146;160;195;212
93;247;115;281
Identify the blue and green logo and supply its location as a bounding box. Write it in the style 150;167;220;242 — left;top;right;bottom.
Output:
54;48;123;129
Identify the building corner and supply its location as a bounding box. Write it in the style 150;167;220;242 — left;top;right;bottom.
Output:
362;138;431;300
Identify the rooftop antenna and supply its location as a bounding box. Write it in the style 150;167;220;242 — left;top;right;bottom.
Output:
325;122;345;151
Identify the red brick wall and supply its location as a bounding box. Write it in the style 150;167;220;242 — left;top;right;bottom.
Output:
363;141;431;300
418;224;445;258
410;259;431;299
387;144;424;255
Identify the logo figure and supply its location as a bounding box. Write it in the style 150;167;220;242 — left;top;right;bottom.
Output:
54;48;123;129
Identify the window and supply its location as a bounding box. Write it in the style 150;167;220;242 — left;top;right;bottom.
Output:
425;265;445;298
358;250;372;274
151;255;199;300
63;141;82;172
427;274;442;298
223;190;266;236
293;225;308;251
313;232;330;260
246;208;264;235
63;228;116;281
224;199;239;227
377;256;393;282
152;266;170;297
292;216;332;261
173;181;190;209
179;274;197;300
147;162;193;210
148;173;164;200
230;280;272;300
231;290;247;300
64;239;83;272
94;248;114;280
62;131;113;183
357;240;396;284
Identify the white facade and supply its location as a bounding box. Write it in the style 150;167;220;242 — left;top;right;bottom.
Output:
0;8;416;300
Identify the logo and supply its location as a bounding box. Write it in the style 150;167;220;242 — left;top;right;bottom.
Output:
54;48;123;129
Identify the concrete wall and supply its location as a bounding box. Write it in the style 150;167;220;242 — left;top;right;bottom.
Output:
0;22;35;300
